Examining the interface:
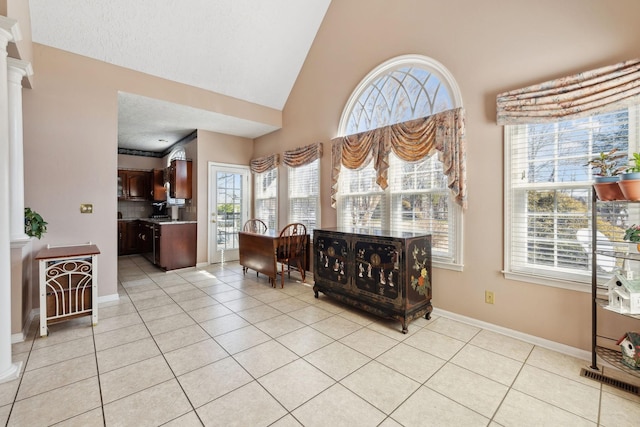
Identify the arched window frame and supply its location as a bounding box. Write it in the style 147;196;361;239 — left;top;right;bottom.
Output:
336;55;464;270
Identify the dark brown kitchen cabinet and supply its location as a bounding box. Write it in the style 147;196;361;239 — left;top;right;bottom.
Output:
313;227;432;333
118;170;152;201
169;160;192;199
118;220;141;255
157;222;197;271
152;169;167;201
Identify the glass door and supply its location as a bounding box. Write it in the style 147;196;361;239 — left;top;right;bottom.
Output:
209;163;250;263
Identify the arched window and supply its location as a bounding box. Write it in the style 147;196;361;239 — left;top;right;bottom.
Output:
337;55;463;269
167;146;186;166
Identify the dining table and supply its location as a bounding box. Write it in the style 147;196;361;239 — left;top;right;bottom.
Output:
239;229;309;285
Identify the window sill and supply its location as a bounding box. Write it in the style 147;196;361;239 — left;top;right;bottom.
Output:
434;260;463;272
502;270;605;295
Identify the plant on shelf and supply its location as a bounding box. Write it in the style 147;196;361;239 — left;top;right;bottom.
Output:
619;152;640;200
587;148;626;201
587;148;626;178
624;224;640;243
623;224;640;252
24;207;48;239
628;153;640;172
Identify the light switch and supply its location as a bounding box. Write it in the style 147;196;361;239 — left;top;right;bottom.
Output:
80;204;93;214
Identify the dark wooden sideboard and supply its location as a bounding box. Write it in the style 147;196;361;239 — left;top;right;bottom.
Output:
313;227;432;333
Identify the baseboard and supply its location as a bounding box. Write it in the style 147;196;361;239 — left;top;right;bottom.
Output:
12;308;38;344
196;262;209;268
433;308;592;362
98;293;120;304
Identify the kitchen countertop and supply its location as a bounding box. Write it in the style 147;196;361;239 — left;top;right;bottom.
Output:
119;218;197;225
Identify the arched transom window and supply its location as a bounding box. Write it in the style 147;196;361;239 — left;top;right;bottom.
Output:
337;55;464;269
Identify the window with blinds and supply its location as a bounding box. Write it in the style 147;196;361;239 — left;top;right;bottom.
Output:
337;163;386;229
288;159;319;233
505;107;640;284
254;168;278;231
335;55;463;267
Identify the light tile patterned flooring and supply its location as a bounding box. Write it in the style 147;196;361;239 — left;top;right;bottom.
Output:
2;255;640;426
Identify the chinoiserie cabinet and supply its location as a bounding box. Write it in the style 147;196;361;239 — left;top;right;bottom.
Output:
313;227;432;333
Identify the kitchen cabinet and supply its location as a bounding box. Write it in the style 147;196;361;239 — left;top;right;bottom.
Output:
137;220;197;270
152;169;167;201
118;169;152;201
313;227;432;333
157;222;197;270
118;220;141;255
169;160;192;199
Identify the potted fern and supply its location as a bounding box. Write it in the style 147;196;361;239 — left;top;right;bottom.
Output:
619;152;640;200
587;148;626;201
24;207;48;239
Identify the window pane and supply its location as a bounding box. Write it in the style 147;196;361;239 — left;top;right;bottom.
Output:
254;169;277;230
507;107;638;283
288;160;320;234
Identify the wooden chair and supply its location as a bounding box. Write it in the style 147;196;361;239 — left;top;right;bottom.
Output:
243;218;268;234
242;219;268;276
275;223;308;288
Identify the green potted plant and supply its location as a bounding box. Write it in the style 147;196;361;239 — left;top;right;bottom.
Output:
24;207;48;239
587;148;626;201
619;152;640;200
624;224;640;252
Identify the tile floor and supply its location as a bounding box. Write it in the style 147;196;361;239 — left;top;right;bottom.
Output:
2;255;640;426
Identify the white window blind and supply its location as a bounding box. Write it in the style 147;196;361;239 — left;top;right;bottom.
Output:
337;162;387;229
505;107;639;284
254;168;278;231
389;154;458;261
288;159;320;233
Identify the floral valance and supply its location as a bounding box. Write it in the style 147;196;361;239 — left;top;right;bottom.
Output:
250;153;280;174
497;59;640;125
283;142;323;167
331;107;467;209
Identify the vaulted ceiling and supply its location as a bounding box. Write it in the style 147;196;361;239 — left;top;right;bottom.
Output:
28;0;332;152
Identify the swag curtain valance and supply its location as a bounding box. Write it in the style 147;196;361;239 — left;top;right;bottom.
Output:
283;142;323;167
496;59;640;125
331;107;467;209
250;153;280;174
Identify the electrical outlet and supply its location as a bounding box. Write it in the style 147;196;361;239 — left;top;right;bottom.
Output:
80;204;93;214
485;291;494;304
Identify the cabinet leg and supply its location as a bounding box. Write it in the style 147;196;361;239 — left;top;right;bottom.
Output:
402;322;408;334
313;285;319;298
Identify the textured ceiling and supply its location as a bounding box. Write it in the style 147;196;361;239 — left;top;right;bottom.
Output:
28;0;331;152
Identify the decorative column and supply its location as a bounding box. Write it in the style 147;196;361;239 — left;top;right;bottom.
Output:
8;58;31;241
0;15;22;384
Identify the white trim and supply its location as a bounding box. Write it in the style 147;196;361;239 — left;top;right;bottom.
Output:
11;308;37;344
434;261;464;272
0;16;19;42
434;308;592;362
97;293;120;304
208;162;251;264
196;261;210;268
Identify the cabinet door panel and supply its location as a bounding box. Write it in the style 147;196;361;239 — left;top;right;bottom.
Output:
354;240;400;300
315;235;349;285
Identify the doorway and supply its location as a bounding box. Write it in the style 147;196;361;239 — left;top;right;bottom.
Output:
209;163;251;263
